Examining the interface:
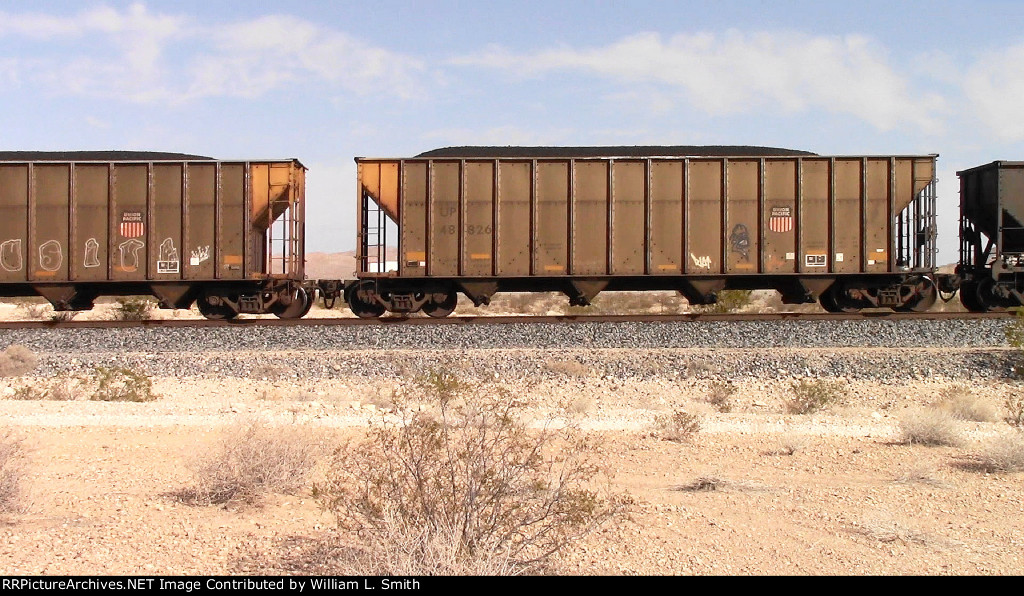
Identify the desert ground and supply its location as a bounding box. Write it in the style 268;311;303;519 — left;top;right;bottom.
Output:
0;299;1021;576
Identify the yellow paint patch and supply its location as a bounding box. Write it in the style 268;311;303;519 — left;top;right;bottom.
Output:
223;254;243;265
470;253;491;260
406;251;426;261
543;265;565;272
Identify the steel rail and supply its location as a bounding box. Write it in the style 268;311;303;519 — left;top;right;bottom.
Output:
0;310;1013;330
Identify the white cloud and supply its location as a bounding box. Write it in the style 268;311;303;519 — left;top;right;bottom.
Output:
0;4;423;104
963;43;1024;141
453;31;948;133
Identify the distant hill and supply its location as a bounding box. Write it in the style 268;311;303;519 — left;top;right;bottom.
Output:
304;248;398;279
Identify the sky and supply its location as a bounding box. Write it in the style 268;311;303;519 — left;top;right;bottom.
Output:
3;0;1024;265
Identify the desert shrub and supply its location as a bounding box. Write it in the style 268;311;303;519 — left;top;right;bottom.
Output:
899;407;963;447
784;378;845;414
186;421;320;506
315;374;623;575
89;366;156;402
934;385;997;422
771;434;809;456
856;512;930;545
0;429;26;513
49;311;77;322
10;383;49;401
706;381;736;413
694;290;753;314
413;368;472;405
673;475;764;493
976;433;1024;472
0;345;38;377
9;376;78;401
15;303;49;319
112;297;154;321
1005;394;1024;429
653;409;701;442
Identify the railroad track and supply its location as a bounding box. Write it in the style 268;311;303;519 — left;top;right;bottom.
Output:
0;310;1013;330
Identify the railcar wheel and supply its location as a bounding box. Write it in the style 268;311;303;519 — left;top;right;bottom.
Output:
347;282;386;319
958;282;985;312
897;277;938;312
273;287;312;320
422;290;458;318
197;297;238;320
976;278;1009;312
819;285;860;313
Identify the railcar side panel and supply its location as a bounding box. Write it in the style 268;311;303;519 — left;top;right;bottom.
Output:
400;161;427;278
0;166;27;283
429;161;460;276
110;165;147;281
72;164;108;282
219;163;246;280
496;161;530;276
184;164;216;281
763;159;797;274
572;160;608;275
151;164;183;281
534;161;568;275
685;160;723;274
611;160;646;275
463;161;495;277
865;158;890;273
725;159;759;274
832;158;861;274
799;159;830;273
33;165;71;282
649;160;683;274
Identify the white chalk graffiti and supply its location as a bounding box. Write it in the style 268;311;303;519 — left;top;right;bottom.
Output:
157;238;179;274
38;240;62;272
118;238;145;272
189;245;210;266
0;239;23;272
84;238;100;268
689;253;712;270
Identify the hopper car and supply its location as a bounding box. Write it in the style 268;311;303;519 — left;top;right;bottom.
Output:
954;161;1024;311
0;152;311;319
1;147;1020;319
336;147;940;318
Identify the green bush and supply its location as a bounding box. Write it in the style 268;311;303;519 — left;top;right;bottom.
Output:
694;290;753;314
113;297;154;321
90;366;156;402
784;378;846;414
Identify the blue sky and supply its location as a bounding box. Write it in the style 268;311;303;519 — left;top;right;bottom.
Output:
3;1;1024;264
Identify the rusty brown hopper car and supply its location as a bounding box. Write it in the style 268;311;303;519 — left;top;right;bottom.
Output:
956;161;1024;311
0;153;310;319
343;147;939;317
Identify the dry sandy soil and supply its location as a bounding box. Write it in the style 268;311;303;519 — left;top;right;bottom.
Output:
1;354;1023;576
